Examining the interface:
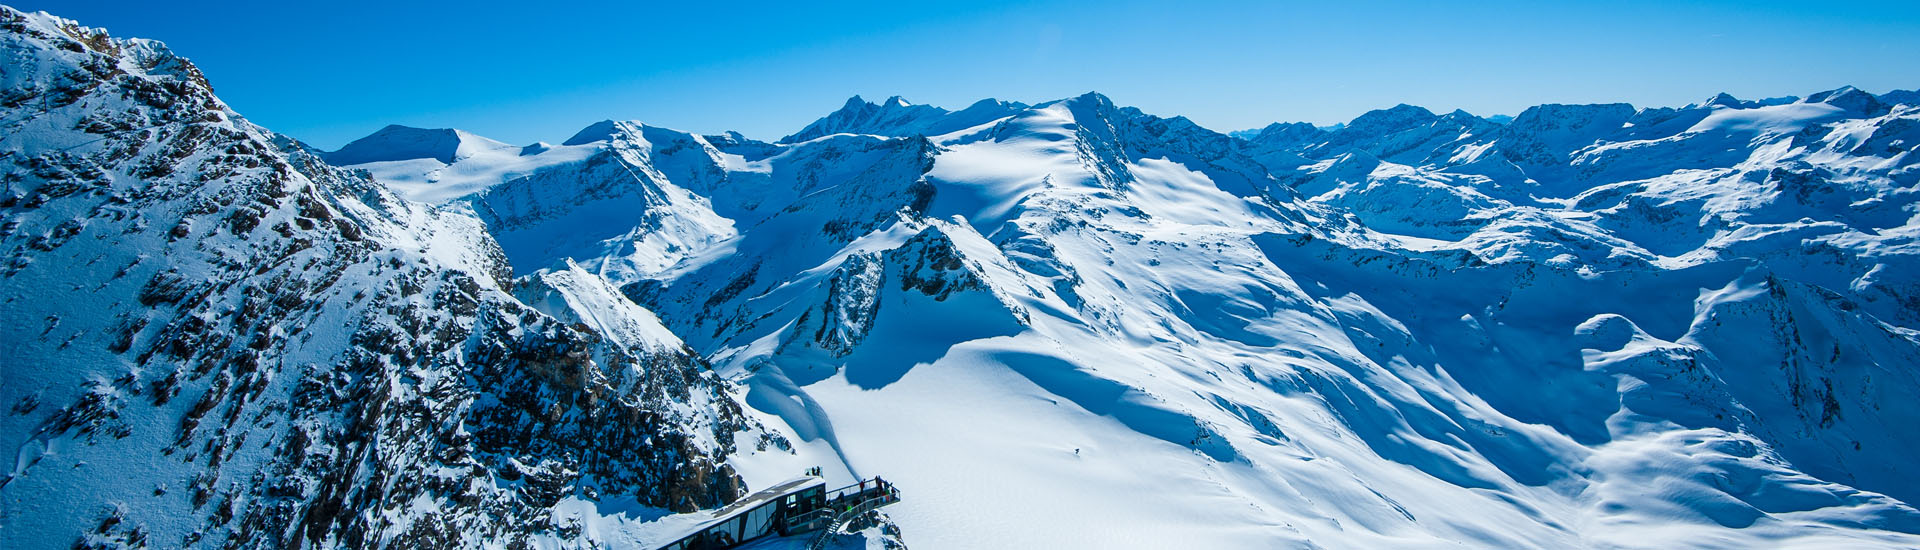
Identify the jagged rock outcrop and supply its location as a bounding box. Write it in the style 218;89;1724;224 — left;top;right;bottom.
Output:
0;9;749;549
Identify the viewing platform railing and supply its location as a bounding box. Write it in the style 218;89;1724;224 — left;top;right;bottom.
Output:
806;478;902;550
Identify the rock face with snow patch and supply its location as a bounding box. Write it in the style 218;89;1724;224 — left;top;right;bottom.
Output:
470;120;738;285
0;10;750;550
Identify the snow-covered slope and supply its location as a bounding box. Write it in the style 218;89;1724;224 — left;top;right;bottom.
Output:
9;5;1920;549
323;125;598;204
695;91;1920;549
779;95;1026;144
0;9;757;549
332;84;1920;549
469;120;740;287
323;124;510;166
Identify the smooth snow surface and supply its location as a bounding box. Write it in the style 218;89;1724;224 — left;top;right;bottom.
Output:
326;125;600;204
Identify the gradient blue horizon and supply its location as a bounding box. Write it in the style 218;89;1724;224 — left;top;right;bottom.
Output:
17;0;1920;149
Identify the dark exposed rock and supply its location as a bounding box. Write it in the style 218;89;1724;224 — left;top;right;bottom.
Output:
0;9;751;549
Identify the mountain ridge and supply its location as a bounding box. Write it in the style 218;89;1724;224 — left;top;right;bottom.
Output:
0;8;755;549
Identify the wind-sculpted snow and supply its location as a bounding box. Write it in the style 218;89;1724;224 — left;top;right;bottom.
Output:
327;125;597;205
0;9;755;549
322;125;510;166
779;95;1026;145
322;82;1920;549
471;121;738;286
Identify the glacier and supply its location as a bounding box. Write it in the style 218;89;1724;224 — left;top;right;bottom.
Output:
4;5;1920;550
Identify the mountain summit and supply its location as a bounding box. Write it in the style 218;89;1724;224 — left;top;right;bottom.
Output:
0;8;748;550
321;124;511;165
780;95;1027;143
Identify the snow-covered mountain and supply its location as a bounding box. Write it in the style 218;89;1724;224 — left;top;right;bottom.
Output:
780;95;1027;144
7;5;1920;549
0;9;756;549
323;124;599;204
322;84;1920;549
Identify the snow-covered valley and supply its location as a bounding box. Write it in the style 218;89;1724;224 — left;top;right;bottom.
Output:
4;6;1920;549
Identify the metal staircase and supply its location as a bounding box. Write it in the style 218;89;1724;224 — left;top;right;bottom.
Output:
804;482;901;550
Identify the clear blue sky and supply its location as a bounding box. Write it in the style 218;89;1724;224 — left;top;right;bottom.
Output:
18;1;1920;149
